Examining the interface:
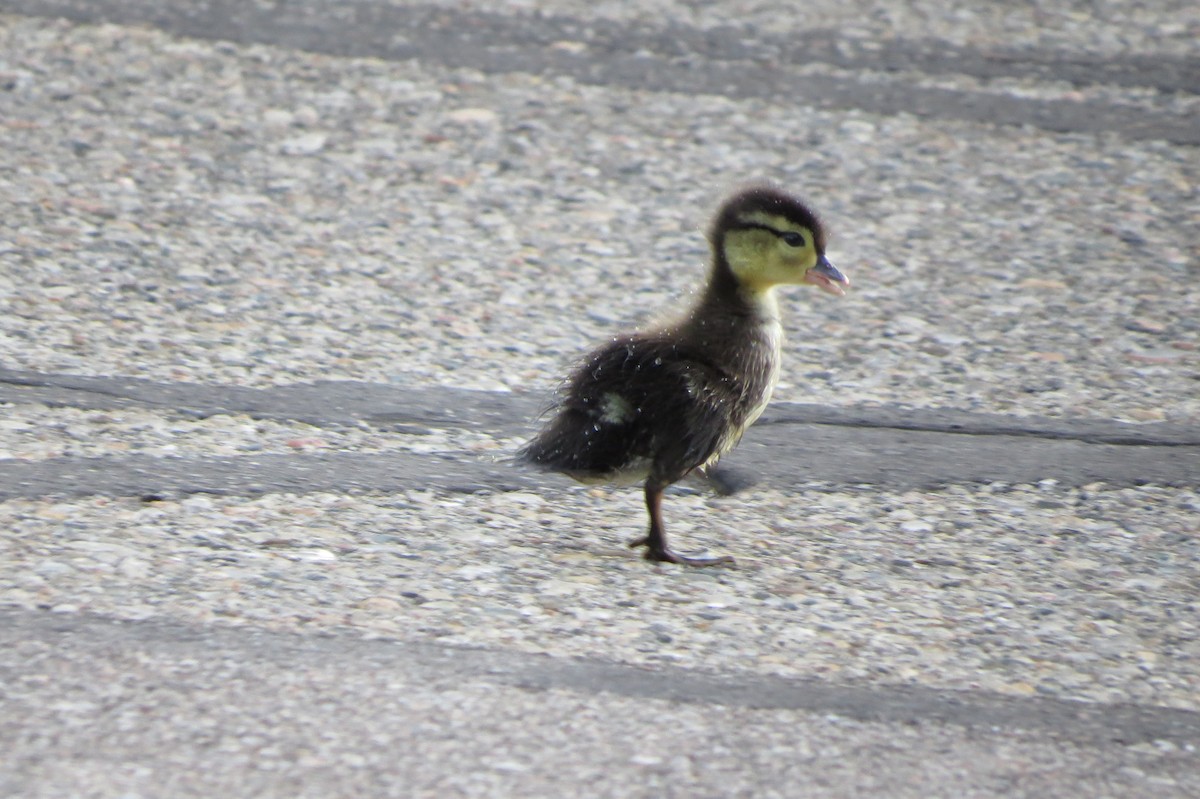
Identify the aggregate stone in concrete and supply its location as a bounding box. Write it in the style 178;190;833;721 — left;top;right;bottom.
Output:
1;1;1198;796
3;609;1199;799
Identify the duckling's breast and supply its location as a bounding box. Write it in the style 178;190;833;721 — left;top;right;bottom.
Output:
701;314;782;462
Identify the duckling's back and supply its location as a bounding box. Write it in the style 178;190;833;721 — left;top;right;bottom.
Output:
520;305;781;484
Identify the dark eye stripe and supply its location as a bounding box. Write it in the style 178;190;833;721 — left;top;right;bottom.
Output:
732;222;806;246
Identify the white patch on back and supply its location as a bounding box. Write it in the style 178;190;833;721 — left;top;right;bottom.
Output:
599;392;635;424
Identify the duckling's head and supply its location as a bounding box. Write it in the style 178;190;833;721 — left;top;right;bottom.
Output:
709;185;849;297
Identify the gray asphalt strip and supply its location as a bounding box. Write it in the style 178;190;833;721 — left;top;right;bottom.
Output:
0;425;1195;501
2;369;1197;499
1;0;1196;144
5;607;1199;747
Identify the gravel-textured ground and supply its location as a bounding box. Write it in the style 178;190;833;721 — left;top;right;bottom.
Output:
7;617;1196;799
0;402;513;460
1;7;1198;795
3;481;1197;711
1;15;1197;423
405;0;1200;57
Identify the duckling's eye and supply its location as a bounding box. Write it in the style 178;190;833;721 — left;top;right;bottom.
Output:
780;232;805;248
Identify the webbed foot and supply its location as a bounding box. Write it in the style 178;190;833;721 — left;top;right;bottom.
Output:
628;536;736;567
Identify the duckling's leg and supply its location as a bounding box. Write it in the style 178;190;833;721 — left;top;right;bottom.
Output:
628;481;735;567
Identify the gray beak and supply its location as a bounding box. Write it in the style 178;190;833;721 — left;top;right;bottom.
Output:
805;255;850;296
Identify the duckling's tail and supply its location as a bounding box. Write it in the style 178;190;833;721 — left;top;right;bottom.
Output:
516;406;635;483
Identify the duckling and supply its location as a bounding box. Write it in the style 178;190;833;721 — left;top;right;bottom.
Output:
520;185;849;566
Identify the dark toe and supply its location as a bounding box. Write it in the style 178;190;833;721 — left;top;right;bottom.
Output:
643;548;735;568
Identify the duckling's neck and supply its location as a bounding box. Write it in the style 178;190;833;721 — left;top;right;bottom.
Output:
678;264;784;432
697;257;782;325
682;262;784;373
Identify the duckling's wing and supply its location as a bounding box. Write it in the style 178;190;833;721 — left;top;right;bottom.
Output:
520;337;736;482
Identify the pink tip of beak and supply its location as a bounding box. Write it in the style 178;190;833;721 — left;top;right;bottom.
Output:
805;261;850;296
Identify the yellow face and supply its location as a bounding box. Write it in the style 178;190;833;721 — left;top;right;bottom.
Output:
722;211;823;293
